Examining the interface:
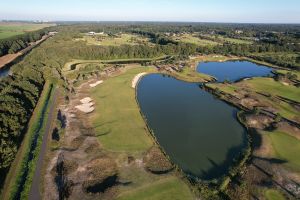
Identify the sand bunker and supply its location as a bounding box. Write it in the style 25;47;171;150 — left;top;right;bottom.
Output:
80;97;92;104
132;72;147;88
90;80;103;88
76;97;95;113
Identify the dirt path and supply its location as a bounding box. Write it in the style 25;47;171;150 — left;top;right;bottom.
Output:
28;88;58;200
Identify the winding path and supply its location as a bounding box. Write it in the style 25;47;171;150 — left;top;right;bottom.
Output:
28;88;58;200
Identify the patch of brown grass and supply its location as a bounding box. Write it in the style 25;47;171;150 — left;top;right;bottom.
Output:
144;147;173;174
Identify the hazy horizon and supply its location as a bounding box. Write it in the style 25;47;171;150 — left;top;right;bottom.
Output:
1;0;300;24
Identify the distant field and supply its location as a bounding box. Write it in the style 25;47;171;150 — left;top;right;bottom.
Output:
172;34;219;46
0;23;55;39
201;34;252;44
78;33;152;46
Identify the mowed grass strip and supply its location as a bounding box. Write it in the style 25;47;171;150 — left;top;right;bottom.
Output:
116;176;194;200
267;131;300;172
90;67;153;152
172;34;219;46
245;77;300;103
265;189;286;200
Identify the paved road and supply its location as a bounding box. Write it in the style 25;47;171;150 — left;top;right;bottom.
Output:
28;88;58;200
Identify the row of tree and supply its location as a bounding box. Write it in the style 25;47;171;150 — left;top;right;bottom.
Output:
0;29;48;56
0;65;45;173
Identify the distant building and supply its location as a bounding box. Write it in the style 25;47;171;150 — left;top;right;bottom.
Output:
87;32;96;36
235;30;243;34
49;31;58;36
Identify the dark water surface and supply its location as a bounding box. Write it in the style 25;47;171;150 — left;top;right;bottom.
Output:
197;60;273;82
0;66;10;77
137;74;247;180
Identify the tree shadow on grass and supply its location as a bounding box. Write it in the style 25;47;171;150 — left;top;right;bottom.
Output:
93;120;118;129
252;156;287;165
96;129;111;137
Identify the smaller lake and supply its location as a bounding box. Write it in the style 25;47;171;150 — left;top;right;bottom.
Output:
197;61;273;82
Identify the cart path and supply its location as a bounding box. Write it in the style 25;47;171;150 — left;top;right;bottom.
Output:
28;88;58;200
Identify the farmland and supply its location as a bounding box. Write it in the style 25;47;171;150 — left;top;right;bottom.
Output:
0;22;55;39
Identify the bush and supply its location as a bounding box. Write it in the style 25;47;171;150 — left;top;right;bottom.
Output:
144;147;173;174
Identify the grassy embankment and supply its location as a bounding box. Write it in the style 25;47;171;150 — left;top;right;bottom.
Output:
207;76;300;121
0;81;56;200
90;67;194;199
0;23;55;39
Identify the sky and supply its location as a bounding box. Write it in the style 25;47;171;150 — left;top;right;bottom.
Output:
0;0;299;23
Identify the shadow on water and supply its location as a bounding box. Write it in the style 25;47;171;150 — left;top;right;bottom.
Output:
187;144;247;180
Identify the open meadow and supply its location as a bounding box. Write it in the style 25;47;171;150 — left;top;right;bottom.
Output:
0;22;55;39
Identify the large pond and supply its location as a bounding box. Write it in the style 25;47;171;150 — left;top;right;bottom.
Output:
137;61;274;180
137;74;247;180
197;60;273;82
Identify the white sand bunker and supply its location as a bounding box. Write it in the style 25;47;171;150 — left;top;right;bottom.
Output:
132;72;147;88
80;97;92;104
76;97;95;113
90;80;103;88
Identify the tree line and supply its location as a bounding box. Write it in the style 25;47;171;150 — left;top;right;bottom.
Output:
0;29;49;56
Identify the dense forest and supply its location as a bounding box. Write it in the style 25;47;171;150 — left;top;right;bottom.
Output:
0;22;299;186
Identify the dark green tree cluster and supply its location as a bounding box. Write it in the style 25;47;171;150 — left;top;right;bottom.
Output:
0;65;45;172
0;29;48;56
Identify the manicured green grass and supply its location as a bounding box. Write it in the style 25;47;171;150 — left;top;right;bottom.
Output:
116;177;194;200
267;131;300;172
90;67;153;153
246;77;300;103
206;83;238;94
172;34;219;46
276;69;300;81
0;23;55;39
265;189;286;200
199;34;252;44
218;36;252;44
172;66;214;82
